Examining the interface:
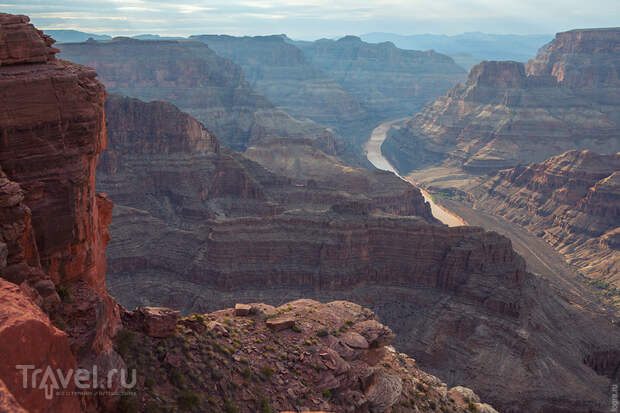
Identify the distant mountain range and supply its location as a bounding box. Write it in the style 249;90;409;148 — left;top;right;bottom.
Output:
46;29;553;70
360;32;553;69
43;29;111;42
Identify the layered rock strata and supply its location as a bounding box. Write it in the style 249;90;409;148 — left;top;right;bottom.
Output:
99;94;620;412
384;28;620;175
190;35;368;132
293;35;466;123
0;13;121;411
470;150;620;291
57;38;335;152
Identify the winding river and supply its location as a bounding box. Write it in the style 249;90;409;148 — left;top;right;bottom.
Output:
364;119;466;227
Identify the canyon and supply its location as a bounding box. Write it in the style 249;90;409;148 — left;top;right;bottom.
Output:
99;93;620;412
383;28;620;176
0;11;618;413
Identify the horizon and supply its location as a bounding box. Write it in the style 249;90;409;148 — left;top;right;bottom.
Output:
2;0;618;40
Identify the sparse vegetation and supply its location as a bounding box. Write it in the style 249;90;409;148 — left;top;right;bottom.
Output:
260;396;273;413
224;398;240;413
260;366;274;380
316;328;329;337
55;284;72;303
115;329;136;358
178;390;200;411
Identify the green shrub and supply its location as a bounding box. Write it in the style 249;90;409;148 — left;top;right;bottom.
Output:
260;366;274;380
169;368;185;388
260;396;273;413
224;398;240;413
322;389;332;399
316;328;329;337
468;402;477;412
144;376;155;388
291;324;302;333
241;368;252;380
178;390;200;411
55;284;73;303
115;329;136;358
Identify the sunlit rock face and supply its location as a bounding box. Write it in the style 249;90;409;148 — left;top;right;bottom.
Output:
383;28;620;175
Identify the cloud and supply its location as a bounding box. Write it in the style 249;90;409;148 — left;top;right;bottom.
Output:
5;0;619;39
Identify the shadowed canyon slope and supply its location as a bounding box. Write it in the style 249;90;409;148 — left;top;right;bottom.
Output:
470;150;620;296
57;38;334;152
100;94;620;413
384;28;620;175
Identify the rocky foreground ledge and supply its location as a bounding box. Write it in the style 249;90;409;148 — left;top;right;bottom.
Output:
118;299;496;413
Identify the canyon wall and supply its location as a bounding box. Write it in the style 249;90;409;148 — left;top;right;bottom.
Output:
0;14;121;412
470;150;619;292
100;95;620;412
293;35;466;124
384;28;620;175
190;34;368;132
57;38;334;152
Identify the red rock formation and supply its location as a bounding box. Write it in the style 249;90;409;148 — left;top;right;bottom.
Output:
470;150;620;289
0;378;28;413
0;14;121;411
383;28;620;175
0;279;81;413
0;14;58;65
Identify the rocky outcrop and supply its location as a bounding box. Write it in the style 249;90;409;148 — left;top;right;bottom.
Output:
526;28;620;88
121;307;180;338
470;150;620;292
0;14;58;65
117;299;492;412
384;28;620;175
190;35;367;132
57;38;335;152
0;14;122;411
0;279;81;413
293;35;466;122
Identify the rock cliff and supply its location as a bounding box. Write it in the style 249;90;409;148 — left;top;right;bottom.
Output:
190;35;368;133
100;97;620;412
57;38;335;152
470;150;620;298
293;35;466;123
384;28;620;175
0;13;121;411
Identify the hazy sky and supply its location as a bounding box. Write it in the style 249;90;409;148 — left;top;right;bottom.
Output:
3;0;619;39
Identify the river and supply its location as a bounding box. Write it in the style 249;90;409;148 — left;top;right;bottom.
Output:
364;119;466;227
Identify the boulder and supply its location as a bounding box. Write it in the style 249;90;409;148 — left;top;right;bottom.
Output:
136;307;179;338
353;320;394;348
234;303;252;316
266;317;295;332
